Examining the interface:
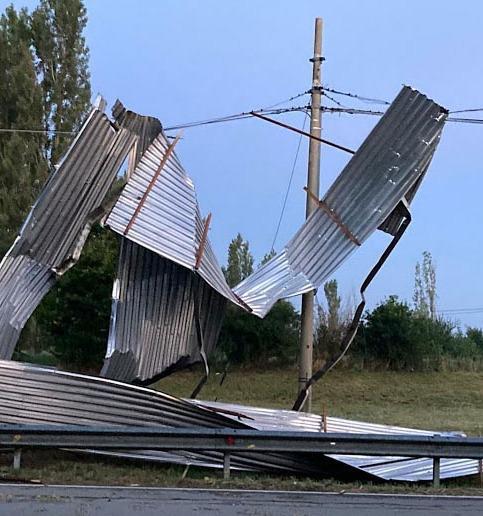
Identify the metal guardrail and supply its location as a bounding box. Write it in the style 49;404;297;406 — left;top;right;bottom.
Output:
2;424;483;486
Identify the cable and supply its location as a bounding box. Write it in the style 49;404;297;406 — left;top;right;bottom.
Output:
263;90;311;110
0;128;76;135
321;106;483;125
322;106;384;116
449;108;483;114
164;105;307;131
323;86;391;105
270;112;309;252
322;91;345;107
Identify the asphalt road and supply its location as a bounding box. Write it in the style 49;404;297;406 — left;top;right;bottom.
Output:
0;485;482;515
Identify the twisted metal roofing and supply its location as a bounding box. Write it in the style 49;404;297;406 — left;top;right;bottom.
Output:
0;360;477;482
235;86;447;316
102;240;226;384
102;105;232;384
0;106;136;358
0;361;334;476
105;131;240;307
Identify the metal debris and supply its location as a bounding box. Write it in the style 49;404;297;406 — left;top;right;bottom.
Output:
101;240;226;384
0;360;477;482
234;86;447;316
102;105;232;385
0;106;136;358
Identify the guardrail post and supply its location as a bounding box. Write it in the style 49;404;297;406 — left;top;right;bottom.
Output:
432;457;440;488
13;448;21;470
223;452;231;480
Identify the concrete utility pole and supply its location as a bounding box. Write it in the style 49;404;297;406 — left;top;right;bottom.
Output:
298;17;323;412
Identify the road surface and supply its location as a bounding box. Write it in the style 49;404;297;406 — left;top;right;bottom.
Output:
0;485;481;515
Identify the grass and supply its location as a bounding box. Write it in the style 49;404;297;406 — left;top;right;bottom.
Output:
2;367;483;494
156;366;483;435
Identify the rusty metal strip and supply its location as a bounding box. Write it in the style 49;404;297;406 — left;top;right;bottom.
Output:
124;132;182;236
304;187;361;246
250;111;355;155
194;213;212;270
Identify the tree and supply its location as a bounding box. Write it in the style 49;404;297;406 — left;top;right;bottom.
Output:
314;279;353;360
0;1;98;366
413;251;437;319
31;0;91;161
218;237;300;365
223;233;254;287
33;225;118;369
0;6;48;256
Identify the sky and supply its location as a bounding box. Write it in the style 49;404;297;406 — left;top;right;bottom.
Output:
4;0;483;327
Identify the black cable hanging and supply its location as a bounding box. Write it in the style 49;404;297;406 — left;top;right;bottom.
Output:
292;201;412;412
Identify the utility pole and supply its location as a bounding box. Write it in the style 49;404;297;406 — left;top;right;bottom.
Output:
298;17;323;412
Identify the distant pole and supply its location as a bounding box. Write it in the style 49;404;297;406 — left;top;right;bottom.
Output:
298;17;323;412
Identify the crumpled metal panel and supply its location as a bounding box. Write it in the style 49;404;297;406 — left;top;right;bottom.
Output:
102;105;232;384
102;240;226;384
0;360;338;476
0;107;135;358
0;256;55;358
0;360;477;482
105;131;242;307
235;86;447;316
193;400;479;482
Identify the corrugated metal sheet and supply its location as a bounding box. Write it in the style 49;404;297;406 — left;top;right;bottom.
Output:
101;105;232;385
194;400;479;482
0;360;477;482
105;130;242;307
0;106;136;358
235;86;447;316
102;240;226;384
0;360;340;476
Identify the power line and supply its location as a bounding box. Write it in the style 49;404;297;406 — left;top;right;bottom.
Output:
323;86;391;105
449;107;483;114
263;90;311;110
321;106;483;125
438;307;483;314
270;112;309;252
164;105;307;131
0;128;76;135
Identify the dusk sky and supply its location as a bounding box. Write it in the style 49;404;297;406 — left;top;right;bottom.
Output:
5;0;483;327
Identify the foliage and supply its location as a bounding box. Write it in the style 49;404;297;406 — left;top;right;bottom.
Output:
0;1;94;365
413;251;437;319
354;296;483;370
32;225;118;369
0;5;48;256
31;0;91;161
222;233;254;288
314;279;353;360
218;235;300;365
218;301;300;366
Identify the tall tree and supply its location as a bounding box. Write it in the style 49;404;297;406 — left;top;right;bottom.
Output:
314;279;351;360
31;0;91;162
218;238;300;365
0;6;48;256
223;233;254;288
413;251;437;319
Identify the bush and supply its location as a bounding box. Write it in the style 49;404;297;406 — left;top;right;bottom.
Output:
353;296;483;371
216;300;300;366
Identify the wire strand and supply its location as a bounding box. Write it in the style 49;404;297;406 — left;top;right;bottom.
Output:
323;86;391;105
270;112;309;252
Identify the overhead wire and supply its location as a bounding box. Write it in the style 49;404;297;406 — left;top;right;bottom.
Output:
270;112;309;253
323;86;391;105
